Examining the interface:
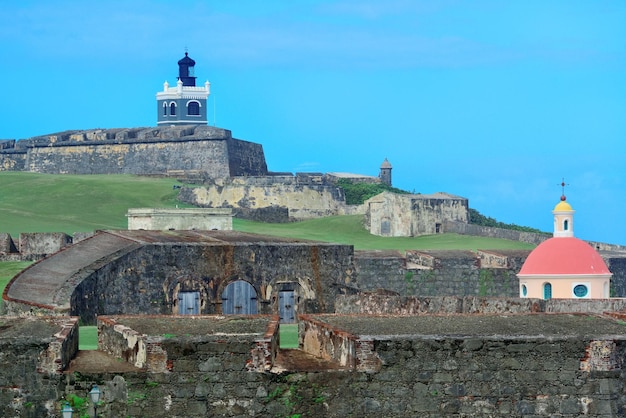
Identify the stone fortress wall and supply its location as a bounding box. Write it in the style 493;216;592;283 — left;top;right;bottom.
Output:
0;125;267;176
4;231;626;301
4;312;626;417
178;174;361;221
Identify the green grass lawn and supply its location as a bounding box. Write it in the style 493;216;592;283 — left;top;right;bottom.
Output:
0;261;32;310
0;172;191;237
1;172;533;251
234;216;534;251
79;326;98;350
279;324;299;349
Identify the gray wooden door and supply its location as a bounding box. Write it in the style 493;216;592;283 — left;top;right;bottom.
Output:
178;291;200;315
279;290;296;323
222;281;258;315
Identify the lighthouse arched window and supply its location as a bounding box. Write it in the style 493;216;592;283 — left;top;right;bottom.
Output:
187;101;200;116
170;102;177;116
163;102;167;116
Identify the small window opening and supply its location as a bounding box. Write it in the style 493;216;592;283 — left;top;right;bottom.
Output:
187;101;200;116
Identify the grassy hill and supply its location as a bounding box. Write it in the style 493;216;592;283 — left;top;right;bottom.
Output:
0;172;533;251
0;172;191;236
234;216;533;251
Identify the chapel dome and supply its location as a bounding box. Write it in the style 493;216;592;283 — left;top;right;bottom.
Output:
518;237;610;276
554;200;573;212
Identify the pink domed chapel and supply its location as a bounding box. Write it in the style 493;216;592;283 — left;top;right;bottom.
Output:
517;190;612;299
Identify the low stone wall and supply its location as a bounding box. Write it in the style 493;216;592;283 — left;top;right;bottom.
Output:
126;208;233;231
98;315;279;373
335;294;626;315
0;233;17;253
18;232;72;256
444;220;551;245
0;317;78;418
300;314;356;368
445;220;626;252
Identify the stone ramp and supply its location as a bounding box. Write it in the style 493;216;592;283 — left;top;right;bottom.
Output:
6;232;138;308
272;349;351;372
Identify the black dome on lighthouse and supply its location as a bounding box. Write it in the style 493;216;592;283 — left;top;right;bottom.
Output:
177;52;197;87
178;52;196;67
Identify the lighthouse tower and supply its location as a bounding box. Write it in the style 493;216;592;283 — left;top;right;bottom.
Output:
157;52;210;126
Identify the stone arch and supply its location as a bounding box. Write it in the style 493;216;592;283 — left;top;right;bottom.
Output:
164;275;212;315
265;275;317;319
221;279;258;315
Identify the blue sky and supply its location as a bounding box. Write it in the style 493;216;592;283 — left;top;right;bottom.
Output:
1;0;625;244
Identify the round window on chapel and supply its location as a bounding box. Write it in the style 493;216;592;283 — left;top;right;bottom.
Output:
521;284;528;297
573;284;588;298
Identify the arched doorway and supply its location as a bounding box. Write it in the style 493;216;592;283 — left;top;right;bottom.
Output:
543;282;552;300
221;280;258;315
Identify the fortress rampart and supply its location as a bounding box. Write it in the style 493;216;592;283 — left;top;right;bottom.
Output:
0;125;267;176
178;175;359;221
4;313;626;417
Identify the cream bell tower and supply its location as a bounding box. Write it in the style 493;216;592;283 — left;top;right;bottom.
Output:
552;197;574;238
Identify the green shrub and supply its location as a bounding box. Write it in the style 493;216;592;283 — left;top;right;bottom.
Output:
335;179;409;205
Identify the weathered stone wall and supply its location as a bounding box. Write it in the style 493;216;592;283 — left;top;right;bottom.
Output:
3;315;626;417
445;220;626;252
126;208;233;231
25;139;233;176
354;250;522;297
98;316;279;373
0;233;17;253
365;191;469;237
607;256;626;297
62;315;626;417
226;138;268;176
0;149;26;171
300;314;356;368
0;126;268;177
19;232;72;256
178;176;348;220
355;249;626;298
0;317;78;418
334;294;626;315
71;242;355;324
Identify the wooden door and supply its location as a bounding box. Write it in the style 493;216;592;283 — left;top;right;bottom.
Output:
279;290;296;323
178;291;200;315
222;280;258;315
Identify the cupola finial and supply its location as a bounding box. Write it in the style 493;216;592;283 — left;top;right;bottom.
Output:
558;177;569;201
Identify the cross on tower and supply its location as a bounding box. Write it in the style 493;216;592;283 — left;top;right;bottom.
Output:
558;178;569;201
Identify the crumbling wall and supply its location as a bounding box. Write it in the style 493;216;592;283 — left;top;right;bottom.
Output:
178;177;348;220
0;317;78;418
19;232;72;257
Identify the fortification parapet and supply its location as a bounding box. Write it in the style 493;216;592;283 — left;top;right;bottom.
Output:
0;125;267;176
